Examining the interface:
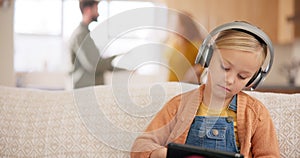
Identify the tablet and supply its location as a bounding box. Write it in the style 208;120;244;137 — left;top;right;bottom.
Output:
167;143;244;158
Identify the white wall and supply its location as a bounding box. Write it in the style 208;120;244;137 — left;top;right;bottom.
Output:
0;1;15;86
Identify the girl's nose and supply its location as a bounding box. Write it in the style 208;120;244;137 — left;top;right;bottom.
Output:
226;72;235;85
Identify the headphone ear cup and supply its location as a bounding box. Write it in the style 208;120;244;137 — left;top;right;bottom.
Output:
204;45;213;67
195;44;214;67
246;68;262;88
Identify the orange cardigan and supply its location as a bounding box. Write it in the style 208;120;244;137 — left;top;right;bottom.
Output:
131;85;280;158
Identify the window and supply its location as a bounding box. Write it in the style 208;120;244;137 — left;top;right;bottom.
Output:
14;0;62;35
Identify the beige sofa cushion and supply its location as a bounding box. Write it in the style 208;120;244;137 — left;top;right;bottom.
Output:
246;91;300;158
0;83;299;157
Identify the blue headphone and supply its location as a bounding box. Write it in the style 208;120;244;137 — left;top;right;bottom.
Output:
195;21;274;90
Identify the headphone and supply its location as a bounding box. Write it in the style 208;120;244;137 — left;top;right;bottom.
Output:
195;21;274;90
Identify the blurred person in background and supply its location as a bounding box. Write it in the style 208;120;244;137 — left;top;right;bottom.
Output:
164;12;205;84
69;0;116;88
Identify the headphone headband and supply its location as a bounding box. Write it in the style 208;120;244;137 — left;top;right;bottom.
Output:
195;21;274;90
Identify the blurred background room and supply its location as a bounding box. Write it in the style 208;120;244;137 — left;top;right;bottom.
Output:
0;0;299;93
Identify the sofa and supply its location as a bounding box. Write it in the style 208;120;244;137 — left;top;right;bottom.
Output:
0;82;299;157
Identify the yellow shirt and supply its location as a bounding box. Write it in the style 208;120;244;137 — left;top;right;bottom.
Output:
196;102;240;148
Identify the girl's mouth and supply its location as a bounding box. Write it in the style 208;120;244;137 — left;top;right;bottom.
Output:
218;85;231;92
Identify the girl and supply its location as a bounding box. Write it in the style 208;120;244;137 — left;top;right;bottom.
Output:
131;22;280;158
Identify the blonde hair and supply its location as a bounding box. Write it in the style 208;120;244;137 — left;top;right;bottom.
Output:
214;29;267;66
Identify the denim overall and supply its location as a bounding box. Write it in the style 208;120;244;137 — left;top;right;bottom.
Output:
185;95;239;153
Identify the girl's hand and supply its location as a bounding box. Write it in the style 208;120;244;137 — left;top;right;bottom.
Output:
150;147;167;158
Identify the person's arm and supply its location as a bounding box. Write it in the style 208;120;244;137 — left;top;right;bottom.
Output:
74;34;101;73
250;104;280;157
130;96;180;158
149;147;167;158
81;35;119;73
96;55;115;72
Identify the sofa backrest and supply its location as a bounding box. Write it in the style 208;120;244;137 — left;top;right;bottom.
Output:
0;82;299;157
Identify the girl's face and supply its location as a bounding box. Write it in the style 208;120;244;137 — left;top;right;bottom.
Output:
207;48;262;99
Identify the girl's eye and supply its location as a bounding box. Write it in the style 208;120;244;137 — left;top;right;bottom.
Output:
221;65;230;71
238;74;247;80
